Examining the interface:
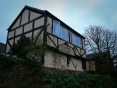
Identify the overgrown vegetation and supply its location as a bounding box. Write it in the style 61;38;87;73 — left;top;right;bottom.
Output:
0;53;117;88
84;25;117;74
1;32;117;87
9;35;30;58
10;35;47;60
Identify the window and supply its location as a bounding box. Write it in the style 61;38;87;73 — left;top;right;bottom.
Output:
60;26;69;41
71;33;82;48
53;20;69;41
53;20;82;48
53;20;60;36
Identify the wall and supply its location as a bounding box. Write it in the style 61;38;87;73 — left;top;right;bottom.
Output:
6;9;44;53
44;51;84;71
68;57;83;71
46;16;86;58
6;8;85;71
86;61;95;71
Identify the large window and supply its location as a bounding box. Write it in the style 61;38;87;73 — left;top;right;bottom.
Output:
71;33;82;48
53;20;82;48
53;20;69;41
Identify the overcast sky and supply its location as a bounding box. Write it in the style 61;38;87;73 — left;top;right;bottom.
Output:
0;0;117;43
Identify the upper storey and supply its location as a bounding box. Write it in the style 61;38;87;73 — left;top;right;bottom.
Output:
6;5;86;59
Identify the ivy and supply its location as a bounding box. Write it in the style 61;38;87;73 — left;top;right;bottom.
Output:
10;35;30;58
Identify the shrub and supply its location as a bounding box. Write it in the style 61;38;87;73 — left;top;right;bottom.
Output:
0;54;117;88
41;71;117;88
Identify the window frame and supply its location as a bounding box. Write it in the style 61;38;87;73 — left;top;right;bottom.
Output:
53;20;83;48
71;32;82;48
53;20;69;41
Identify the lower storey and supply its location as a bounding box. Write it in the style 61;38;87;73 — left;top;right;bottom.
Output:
43;51;84;71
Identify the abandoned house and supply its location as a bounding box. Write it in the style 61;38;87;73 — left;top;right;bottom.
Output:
6;5;86;71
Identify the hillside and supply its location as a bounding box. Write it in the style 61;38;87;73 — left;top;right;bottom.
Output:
0;53;117;88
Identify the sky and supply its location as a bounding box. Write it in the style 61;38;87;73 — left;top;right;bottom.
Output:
0;0;117;43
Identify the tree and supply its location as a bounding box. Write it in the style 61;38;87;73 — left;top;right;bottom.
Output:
84;25;117;74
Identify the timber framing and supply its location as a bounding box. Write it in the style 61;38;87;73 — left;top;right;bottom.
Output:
6;5;85;57
6;6;86;71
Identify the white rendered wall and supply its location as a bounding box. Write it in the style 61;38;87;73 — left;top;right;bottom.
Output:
44;51;84;71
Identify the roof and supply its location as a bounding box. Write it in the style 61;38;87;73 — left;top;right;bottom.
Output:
86;52;108;61
7;5;85;39
86;53;98;60
0;42;6;54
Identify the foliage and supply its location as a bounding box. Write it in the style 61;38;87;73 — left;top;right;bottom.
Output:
42;71;80;88
2;25;117;87
0;54;117;88
0;53;22;70
42;71;117;88
25;39;47;62
10;35;47;62
85;25;117;55
10;36;30;58
84;25;117;74
0;53;42;74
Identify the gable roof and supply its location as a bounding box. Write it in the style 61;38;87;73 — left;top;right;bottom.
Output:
0;42;6;54
7;5;46;31
7;5;85;39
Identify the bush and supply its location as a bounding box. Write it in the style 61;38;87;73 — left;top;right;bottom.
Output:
0;54;117;88
0;54;42;75
0;54;21;70
10;36;30;58
42;71;117;88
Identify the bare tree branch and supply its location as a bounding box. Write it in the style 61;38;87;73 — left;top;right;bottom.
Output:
84;25;117;73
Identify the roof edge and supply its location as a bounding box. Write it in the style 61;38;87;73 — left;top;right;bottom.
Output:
45;10;85;39
7;5;85;39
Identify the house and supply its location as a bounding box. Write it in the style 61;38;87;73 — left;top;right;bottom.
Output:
86;52;115;72
86;53;96;71
6;5;86;71
0;42;6;54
